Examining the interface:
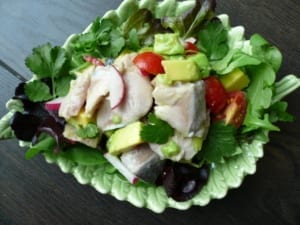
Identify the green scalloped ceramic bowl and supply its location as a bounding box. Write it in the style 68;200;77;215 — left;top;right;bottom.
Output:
1;0;298;213
46;0;268;213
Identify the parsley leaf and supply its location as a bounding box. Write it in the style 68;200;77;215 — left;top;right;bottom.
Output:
197;18;229;61
25;43;67;78
24;80;52;102
127;29;141;51
69;18;125;68
199;122;238;163
140;113;174;144
55;75;74;97
25;43;71;102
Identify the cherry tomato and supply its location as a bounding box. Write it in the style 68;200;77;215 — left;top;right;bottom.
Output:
133;52;165;75
185;41;199;54
204;76;228;115
215;91;247;128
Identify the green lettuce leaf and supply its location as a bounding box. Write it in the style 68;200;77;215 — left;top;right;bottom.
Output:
243;63;279;132
250;34;282;72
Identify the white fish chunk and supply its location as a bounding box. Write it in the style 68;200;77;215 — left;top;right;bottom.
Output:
63;124;100;148
97;54;153;130
59;66;94;119
85;66;110;118
153;81;209;137
96;98;124;131
149;131;204;161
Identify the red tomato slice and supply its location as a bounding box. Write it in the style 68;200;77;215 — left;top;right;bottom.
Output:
185;41;199;54
216;91;247;128
133;52;165;75
204;76;228;115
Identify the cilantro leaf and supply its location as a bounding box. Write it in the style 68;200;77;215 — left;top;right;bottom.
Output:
69;18;125;67
127;29;141;51
197;18;229;61
55;75;74;97
24;43;70;101
25;43;68;78
100;29;125;58
140;113;174;144
24;80;52;102
76;123;100;139
199;122;238;163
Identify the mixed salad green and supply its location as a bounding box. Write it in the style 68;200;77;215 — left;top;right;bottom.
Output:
0;0;299;205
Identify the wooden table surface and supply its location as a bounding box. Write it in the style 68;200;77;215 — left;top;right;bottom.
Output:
0;0;299;224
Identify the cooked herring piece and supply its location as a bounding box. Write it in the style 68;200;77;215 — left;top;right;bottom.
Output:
120;144;164;183
59;66;94;119
152;81;209;137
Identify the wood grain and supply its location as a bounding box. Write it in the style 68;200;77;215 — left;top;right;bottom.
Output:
0;0;122;79
0;68;22;116
0;0;299;225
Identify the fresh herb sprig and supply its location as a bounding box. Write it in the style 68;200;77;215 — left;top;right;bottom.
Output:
141;113;174;144
25;43;72;102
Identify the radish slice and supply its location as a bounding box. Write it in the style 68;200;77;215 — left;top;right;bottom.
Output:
44;97;65;111
109;65;126;109
83;55;104;66
184;37;197;44
104;153;139;184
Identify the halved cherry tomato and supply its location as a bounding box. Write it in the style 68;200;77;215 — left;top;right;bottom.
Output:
185;41;199;54
204;76;228;115
215;91;247;128
133;52;165;75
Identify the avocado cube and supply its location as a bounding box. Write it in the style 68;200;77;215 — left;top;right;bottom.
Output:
220;68;250;91
107;122;144;155
162;59;200;82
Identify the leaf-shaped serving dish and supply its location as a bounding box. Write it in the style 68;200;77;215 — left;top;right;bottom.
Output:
0;0;299;213
42;0;297;212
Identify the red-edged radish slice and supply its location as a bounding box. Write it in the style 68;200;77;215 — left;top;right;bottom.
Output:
44;97;65;111
108;65;126;109
184;37;197;44
104;153;139;184
83;55;104;66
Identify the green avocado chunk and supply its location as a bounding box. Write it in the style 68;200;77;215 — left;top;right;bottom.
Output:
162;59;201;81
220;68;250;91
107;122;144;155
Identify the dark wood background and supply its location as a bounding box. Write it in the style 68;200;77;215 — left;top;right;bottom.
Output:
0;0;299;224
